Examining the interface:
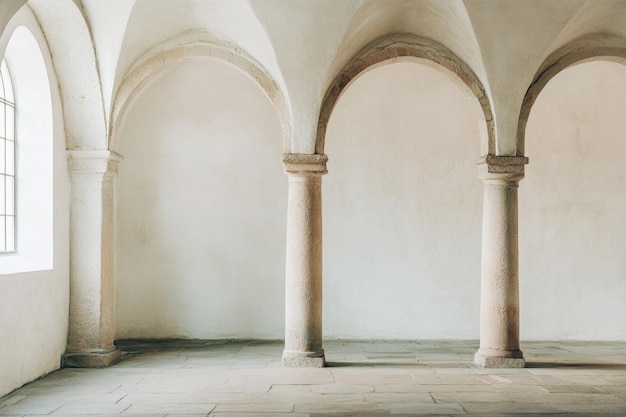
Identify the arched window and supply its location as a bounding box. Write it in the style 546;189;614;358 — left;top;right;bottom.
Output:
0;59;15;253
0;24;54;274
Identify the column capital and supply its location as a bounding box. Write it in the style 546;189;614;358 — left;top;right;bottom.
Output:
67;150;124;177
476;155;529;182
282;153;328;175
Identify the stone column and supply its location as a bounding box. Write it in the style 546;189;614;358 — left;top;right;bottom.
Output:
475;155;529;368
62;150;123;368
282;153;327;368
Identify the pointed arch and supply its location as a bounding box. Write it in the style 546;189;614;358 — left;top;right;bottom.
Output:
517;32;626;155
316;33;494;155
110;30;291;153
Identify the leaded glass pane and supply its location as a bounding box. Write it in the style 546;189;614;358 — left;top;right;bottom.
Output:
0;216;6;252
6;177;13;216
0;104;5;138
6;105;14;141
6;215;14;252
0;139;5;174
6;140;13;176
0;179;4;216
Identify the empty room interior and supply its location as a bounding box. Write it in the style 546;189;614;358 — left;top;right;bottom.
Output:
0;0;625;415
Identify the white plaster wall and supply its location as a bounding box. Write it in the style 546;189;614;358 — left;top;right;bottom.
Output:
116;60;286;339
323;62;483;339
520;61;626;341
0;13;70;397
114;57;626;343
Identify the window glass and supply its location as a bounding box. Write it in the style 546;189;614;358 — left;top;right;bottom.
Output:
0;59;16;253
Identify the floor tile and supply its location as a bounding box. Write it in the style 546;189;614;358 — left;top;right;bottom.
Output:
3;340;626;416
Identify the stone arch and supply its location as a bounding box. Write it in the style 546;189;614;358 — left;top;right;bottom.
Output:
110;30;291;153
316;33;494;155
26;0;108;150
517;33;626;155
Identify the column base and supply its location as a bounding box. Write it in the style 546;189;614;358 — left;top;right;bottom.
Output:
474;349;525;368
282;350;325;368
62;347;122;368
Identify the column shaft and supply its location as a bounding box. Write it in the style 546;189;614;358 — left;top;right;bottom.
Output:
282;153;327;367
475;155;528;368
63;150;122;368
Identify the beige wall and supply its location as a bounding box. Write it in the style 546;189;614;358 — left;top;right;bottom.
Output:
520;60;626;340
116;60;286;339
115;58;626;342
324;61;483;339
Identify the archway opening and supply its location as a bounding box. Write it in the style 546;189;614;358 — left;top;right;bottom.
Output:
521;60;626;341
115;59;286;339
324;60;484;343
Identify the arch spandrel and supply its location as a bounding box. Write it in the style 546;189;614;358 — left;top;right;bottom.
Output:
316;33;494;156
110;30;291;154
517;32;626;156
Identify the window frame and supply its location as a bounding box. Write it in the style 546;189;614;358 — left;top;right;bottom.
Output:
0;58;16;254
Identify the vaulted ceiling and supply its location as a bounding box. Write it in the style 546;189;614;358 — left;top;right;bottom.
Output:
2;0;626;154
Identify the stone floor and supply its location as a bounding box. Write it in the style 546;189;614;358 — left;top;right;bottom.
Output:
1;340;626;416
